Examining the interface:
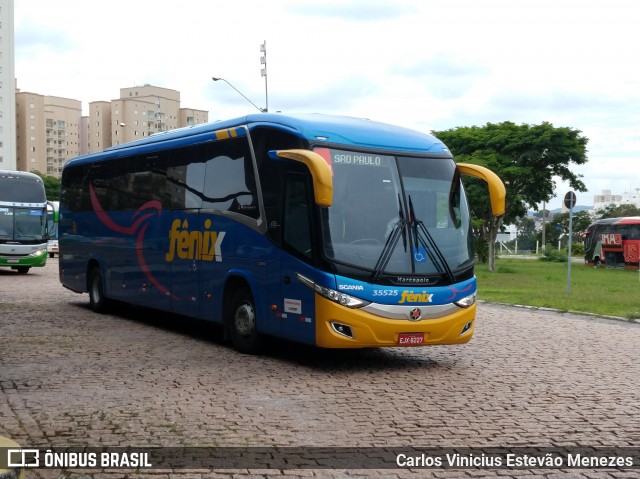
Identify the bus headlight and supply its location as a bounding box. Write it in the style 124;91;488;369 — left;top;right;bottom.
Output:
454;291;476;308
28;249;46;257
296;273;370;309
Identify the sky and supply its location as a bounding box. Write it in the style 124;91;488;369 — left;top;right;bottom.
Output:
13;0;640;210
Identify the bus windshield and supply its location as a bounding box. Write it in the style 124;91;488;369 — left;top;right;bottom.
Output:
0;207;47;240
318;148;472;280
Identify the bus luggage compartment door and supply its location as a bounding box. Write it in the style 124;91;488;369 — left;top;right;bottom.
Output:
167;210;202;318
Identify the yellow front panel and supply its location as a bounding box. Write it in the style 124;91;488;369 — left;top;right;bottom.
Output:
314;295;476;348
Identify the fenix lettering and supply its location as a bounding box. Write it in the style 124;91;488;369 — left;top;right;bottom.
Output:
399;291;433;304
166;218;225;262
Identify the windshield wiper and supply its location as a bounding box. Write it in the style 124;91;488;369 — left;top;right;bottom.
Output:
371;195;407;281
408;196;455;283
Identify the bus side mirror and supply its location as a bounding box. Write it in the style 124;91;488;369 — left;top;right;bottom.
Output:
456;163;506;217
269;149;333;207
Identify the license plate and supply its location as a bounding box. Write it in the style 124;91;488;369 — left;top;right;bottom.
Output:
7;259;19;264
398;332;424;345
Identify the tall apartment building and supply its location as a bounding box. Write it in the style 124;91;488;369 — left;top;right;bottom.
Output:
0;0;16;169
14;85;208;178
89;84;208;152
593;189;640;211
88;101;112;152
5;3;208;176
15;92;82;177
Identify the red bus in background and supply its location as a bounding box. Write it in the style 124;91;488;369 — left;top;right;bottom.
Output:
582;217;640;268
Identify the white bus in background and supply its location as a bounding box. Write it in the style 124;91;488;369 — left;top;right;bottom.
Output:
47;201;60;257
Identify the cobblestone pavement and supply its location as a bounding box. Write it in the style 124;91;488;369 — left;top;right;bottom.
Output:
1;259;638;479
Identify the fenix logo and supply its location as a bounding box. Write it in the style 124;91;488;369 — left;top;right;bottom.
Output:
166;218;225;262
398;291;433;304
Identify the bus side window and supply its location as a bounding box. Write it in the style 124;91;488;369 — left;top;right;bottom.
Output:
258;161;283;246
61;164;91;212
620;226;628;240
202;138;260;220
167;144;206;209
283;175;312;259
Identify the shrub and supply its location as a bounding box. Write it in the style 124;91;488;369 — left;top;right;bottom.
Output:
567;242;584;256
539;249;567;262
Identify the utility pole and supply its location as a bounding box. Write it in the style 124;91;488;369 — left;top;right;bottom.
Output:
564;191;576;296
541;201;546;252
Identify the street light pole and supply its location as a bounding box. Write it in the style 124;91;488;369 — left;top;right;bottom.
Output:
260;41;268;113
211;77;263;113
118;122;135;143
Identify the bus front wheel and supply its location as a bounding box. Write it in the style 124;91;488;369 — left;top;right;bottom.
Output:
88;267;111;314
227;288;263;354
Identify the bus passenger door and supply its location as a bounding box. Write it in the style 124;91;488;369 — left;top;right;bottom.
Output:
167;210;201;318
278;175;317;345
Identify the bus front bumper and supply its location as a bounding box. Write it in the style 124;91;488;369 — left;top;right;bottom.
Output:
0;249;48;269
314;295;476;348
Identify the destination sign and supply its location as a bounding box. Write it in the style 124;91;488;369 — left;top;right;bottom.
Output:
331;151;392;167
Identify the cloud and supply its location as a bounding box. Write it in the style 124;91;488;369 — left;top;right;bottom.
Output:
279;75;381;113
15;23;74;56
288;0;419;21
393;54;490;100
11;0;640;211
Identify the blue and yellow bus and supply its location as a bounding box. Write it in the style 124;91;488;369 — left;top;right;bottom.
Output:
59;113;504;353
0;170;49;274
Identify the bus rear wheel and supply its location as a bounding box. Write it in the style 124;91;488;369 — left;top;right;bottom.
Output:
88;266;112;314
227;288;263;354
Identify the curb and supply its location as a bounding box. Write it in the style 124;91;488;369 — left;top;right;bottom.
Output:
477;300;640;325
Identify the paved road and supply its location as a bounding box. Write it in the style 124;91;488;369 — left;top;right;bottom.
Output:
1;259;638;478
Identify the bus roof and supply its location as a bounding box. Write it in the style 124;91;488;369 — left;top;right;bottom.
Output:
0;169;43;181
0;169;46;204
65;113;451;168
590;216;640;226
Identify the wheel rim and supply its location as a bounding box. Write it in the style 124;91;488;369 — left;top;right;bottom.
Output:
234;302;255;337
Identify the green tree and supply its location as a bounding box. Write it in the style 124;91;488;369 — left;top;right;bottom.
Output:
433;121;588;271
31;170;61;201
515;216;537;251
540;210;592;248
596;203;640;219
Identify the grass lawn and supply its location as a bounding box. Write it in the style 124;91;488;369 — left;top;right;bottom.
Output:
475;258;640;320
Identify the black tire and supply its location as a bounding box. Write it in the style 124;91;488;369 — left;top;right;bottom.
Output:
88;266;111;313
16;267;30;274
227;287;263;354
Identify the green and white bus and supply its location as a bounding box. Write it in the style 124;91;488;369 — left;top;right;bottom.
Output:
0;170;49;274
